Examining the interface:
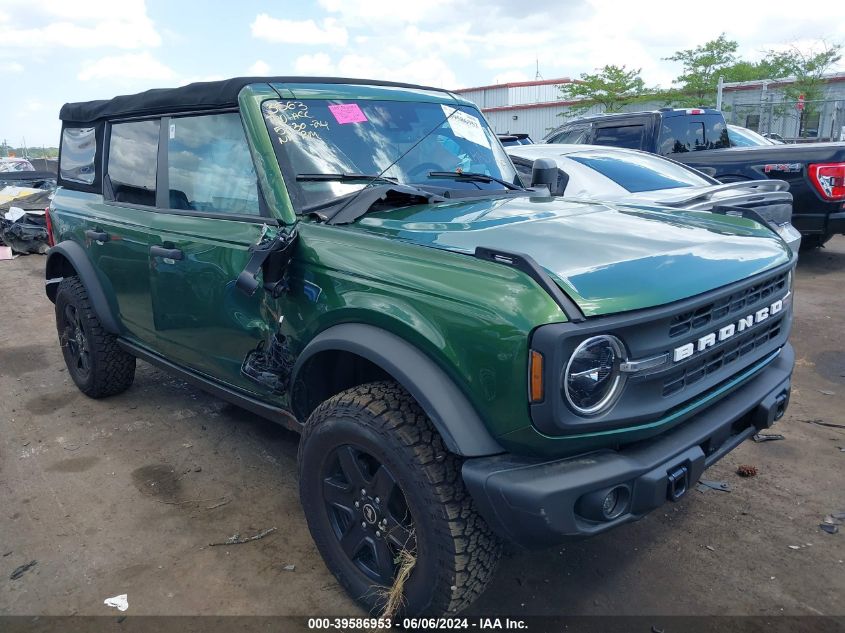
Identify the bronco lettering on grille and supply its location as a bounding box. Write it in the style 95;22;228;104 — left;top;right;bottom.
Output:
673;298;784;363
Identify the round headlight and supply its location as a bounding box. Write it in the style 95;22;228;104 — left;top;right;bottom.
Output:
563;335;626;416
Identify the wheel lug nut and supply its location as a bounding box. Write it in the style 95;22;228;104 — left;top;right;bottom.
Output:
374;497;380;504
361;489;366;495
354;501;360;508
361;521;367;529
375;531;381;537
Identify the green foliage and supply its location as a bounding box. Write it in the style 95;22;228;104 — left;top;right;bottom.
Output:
0;143;58;159
663;33;738;106
765;42;843;103
558;65;650;115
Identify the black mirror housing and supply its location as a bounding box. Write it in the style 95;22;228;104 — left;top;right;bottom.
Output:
530;158;568;196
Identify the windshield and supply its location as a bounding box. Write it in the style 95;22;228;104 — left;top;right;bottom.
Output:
262;98;517;211
728;126;775;147
568;150;711;192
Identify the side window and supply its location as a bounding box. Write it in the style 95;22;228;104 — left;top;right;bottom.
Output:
60;127;96;184
659;115;730;155
167;113;259;215
548;125;588;144
108;120;159;206
592;125;644;150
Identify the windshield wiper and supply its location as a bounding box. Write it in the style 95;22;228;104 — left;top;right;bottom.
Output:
296;173;399;184
324;184;445;225
427;171;523;191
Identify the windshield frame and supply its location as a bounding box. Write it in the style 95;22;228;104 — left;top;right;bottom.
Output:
260;97;519;215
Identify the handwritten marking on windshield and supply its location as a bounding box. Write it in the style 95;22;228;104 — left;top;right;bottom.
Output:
263;101;331;144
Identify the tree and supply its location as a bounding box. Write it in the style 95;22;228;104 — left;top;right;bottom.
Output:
663;34;738;106
760;42;842;136
764;41;842;101
558;65;649;115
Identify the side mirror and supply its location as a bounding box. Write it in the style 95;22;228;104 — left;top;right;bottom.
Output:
530;158;569;196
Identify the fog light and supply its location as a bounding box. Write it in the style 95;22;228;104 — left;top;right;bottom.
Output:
577;485;630;522
602;487;625;520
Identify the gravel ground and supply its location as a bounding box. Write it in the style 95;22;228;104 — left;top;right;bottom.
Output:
0;238;843;623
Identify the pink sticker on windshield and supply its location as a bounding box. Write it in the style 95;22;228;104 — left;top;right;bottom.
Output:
328;103;368;124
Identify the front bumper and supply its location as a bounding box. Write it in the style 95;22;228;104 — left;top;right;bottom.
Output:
462;343;794;548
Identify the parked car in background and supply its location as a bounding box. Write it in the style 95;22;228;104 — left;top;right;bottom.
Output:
507;144;802;253
728;125;779;147
497;133;534;146
545;108;845;248
763;132;787;143
0;157;35;172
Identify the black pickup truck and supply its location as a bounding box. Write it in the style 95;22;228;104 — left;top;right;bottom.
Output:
546;108;845;248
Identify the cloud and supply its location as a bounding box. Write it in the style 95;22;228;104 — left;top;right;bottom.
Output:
492;70;531;84
0;61;24;73
317;0;455;26
292;52;457;88
77;52;175;81
248;60;271;75
293;53;335;75
306;0;845;92
250;13;347;46
0;0;159;50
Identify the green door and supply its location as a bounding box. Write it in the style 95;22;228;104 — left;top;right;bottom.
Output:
87;119;161;345
147;112;277;393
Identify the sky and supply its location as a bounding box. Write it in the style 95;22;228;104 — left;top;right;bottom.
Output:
1;0;843;147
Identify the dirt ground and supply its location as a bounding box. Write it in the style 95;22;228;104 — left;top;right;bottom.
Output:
1;238;843;621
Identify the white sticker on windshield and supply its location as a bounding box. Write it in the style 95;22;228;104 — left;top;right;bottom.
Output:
441;105;490;149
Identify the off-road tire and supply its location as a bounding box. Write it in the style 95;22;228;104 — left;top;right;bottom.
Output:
55;277;135;398
298;381;501;616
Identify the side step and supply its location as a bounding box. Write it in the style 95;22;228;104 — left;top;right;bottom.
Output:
118;339;302;433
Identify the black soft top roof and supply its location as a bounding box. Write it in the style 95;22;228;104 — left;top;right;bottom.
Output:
60;76;453;124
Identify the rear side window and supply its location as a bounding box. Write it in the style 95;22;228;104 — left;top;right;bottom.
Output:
167;113;259;215
108;120;160;206
658;115;730;155
60;127;96;184
569;151;710;193
592;125;644;150
548;125;589;144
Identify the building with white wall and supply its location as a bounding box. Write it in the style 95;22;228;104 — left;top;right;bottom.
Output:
721;72;845;141
453;78;664;141
455;72;845;143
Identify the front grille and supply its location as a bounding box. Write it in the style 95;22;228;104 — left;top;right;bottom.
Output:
529;263;793;437
668;272;788;339
662;315;784;397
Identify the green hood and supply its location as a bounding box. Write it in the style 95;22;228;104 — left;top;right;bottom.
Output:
353;196;791;317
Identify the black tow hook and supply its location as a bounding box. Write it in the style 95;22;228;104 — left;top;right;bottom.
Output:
667;465;689;502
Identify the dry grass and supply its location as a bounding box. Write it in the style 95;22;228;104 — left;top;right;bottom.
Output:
379;547;416;620
374;531;417;622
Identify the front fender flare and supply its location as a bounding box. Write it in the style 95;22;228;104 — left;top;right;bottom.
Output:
45;240;122;334
292;323;505;457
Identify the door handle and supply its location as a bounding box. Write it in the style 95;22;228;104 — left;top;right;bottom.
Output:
85;229;109;242
150;245;184;261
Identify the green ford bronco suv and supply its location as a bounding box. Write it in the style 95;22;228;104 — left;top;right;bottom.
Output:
47;77;796;616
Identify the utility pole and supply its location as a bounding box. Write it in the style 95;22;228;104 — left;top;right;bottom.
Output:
716;75;724;111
